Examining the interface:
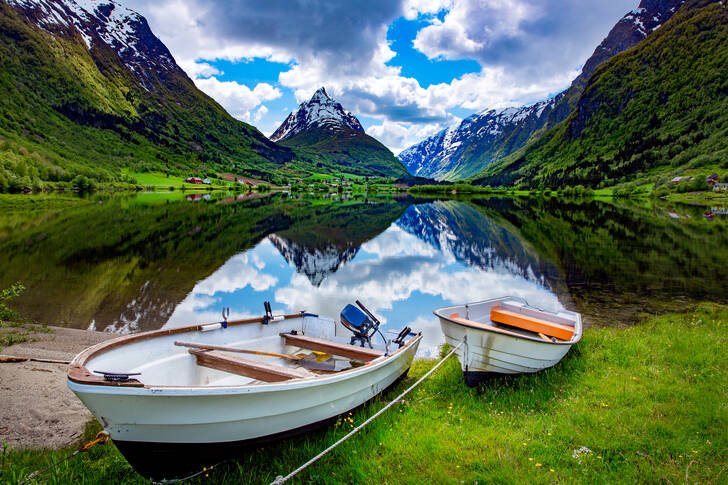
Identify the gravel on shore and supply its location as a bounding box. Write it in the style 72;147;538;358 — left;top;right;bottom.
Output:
0;326;115;450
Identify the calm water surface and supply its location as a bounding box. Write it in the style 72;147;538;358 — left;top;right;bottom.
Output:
2;192;726;356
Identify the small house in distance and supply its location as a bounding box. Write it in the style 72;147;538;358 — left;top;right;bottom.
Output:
713;183;728;192
202;178;211;185
670;176;693;185
185;177;203;184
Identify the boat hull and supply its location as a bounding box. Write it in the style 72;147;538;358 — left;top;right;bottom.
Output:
435;297;581;386
112;371;410;481
68;334;419;480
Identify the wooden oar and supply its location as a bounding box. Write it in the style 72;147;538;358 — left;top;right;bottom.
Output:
174;341;304;361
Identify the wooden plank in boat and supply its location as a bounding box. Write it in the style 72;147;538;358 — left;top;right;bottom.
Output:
280;333;384;362
190;350;314;382
490;307;574;341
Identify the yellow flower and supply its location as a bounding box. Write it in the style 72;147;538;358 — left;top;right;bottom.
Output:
550;469;555;473
528;458;533;462
536;463;542;467
547;433;552;436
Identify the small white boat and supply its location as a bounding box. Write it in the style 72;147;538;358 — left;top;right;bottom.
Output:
434;297;582;386
67;303;420;480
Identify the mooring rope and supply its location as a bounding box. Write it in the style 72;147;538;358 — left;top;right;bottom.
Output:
270;340;464;485
18;431;109;485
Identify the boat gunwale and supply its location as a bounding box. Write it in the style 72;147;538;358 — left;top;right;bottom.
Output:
433;297;583;346
68;313;422;391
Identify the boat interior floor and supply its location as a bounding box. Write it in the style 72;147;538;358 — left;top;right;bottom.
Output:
185;332;387;385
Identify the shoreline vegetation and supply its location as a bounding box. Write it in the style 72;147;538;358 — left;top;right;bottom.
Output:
1;304;726;484
2;163;727;205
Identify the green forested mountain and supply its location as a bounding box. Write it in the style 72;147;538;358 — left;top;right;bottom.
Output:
279;127;409;178
470;0;728;189
0;0;295;191
399;0;685;182
272;88;409;178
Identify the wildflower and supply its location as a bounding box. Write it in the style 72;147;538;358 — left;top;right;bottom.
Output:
528;458;533;462
523;442;528;447
550;469;555;473
536;463;542;467
547;433;552;436
572;446;593;464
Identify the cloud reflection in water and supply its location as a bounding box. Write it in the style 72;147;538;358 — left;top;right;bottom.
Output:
164;202;564;356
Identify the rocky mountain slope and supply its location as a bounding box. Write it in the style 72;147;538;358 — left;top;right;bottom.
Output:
0;0;291;190
469;0;728;189
395;201;563;286
272;88;408;178
398;98;558;181
271;87;364;142
399;0;685;181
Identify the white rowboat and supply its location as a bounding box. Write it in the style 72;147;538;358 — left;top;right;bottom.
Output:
67;310;420;480
434;297;582;386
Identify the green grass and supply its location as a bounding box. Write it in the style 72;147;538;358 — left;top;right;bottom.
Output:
125;171;187;187
0;193;88;210
2;304;726;484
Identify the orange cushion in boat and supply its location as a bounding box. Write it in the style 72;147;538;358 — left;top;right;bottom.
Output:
490;306;574;341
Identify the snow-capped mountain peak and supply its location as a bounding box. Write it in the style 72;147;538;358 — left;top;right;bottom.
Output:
270;87;364;142
398;97;558;180
8;0;183;90
397;0;685;182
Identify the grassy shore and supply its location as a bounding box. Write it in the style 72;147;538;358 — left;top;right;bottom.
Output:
2;304;727;484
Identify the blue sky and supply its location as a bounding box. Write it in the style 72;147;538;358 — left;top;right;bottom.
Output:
125;0;638;153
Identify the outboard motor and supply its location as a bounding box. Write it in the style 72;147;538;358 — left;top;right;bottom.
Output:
340;300;381;348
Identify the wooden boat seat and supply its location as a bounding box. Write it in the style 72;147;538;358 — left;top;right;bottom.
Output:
190;350;315;382
280;333;384;362
490;306;574;341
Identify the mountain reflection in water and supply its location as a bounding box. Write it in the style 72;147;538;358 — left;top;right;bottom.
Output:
165;200;566;356
1;193;726;357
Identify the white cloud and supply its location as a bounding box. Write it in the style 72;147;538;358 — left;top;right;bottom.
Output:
403;0;453;20
193;78;281;121
123;0;638;151
180;60;222;78
253;105;269;122
194;253;278;295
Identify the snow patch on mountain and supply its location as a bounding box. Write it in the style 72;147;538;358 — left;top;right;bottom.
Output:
398;0;686;182
269;234;359;287
398;97;557;180
270;87;364;142
8;0;180;89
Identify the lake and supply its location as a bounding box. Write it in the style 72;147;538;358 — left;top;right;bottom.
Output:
1;192;726;357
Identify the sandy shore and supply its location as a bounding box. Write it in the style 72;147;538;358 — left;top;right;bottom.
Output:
0;326;115;450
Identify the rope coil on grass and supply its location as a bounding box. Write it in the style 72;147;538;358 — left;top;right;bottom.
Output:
270;340;464;485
